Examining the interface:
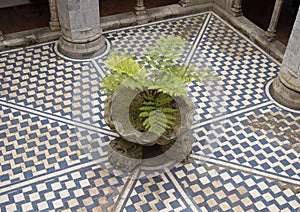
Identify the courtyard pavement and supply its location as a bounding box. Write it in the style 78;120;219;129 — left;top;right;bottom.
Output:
0;12;299;211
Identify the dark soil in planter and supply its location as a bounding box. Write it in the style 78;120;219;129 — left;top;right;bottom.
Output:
142;144;164;159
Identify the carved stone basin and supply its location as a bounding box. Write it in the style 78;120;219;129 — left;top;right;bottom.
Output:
104;86;195;172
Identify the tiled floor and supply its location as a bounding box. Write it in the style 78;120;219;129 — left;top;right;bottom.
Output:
0;12;299;211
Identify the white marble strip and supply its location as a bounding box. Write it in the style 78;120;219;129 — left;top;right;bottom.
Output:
113;170;140;211
185;13;212;66
92;60;106;78
0;100;118;137
167;171;201;211
192;101;273;130
191;154;300;186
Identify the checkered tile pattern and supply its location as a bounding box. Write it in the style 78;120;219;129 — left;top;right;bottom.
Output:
190;15;279;121
172;160;300;211
0;164;129;212
104;14;207;58
246;105;300;152
193;104;300;180
75;127;115;161
121;174;194;211
0;11;299;212
71;62;108;128
0;44;84;118
0;104;83;184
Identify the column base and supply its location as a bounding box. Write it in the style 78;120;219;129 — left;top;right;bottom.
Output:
265;30;276;42
49;21;61;31
134;6;146;16
231;9;243;17
179;0;192;7
58;35;107;59
271;70;300;110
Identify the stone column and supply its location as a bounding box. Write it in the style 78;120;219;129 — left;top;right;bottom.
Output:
48;0;60;31
231;0;243;17
57;0;106;59
179;0;191;7
0;31;3;41
271;6;300;110
134;0;146;16
265;0;284;41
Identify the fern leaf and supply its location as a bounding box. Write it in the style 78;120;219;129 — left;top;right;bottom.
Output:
156;95;173;106
165;114;177;120
143;101;156;106
139;111;150;118
160;107;177;113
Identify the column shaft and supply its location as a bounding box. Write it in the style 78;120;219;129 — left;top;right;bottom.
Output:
271;6;300;109
265;0;284;41
134;0;146;16
49;0;60;31
57;0;106;59
231;0;243;16
179;0;191;7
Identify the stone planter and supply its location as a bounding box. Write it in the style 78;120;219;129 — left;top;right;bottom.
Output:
104;87;194;171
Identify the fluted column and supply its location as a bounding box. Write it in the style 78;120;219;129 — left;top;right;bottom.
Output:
0;31;3;41
134;0;146;16
57;0;106;59
231;0;243;17
271;6;300;110
179;0;191;7
265;0;284;41
48;0;60;31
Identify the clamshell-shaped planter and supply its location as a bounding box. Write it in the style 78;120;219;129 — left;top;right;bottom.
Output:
104;86;194;146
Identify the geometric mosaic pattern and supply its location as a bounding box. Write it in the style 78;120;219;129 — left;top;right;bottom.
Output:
0;44;83;118
191;15;279;121
172;160;300;211
0;104;81;185
193;103;300;181
0;12;299;211
122;176;193;211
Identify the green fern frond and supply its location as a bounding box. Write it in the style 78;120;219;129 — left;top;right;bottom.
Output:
165;114;177;120
155;95;173;106
139;106;157;111
142;101;156;106
139;111;150;117
104;50;141;76
136;91;179;135
101;72;127;95
160;108;177;113
149;73;187;96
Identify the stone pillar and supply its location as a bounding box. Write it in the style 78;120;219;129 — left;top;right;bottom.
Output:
134;0;146;16
0;31;3;41
231;0;243;17
48;0;60;31
265;0;284;41
57;0;106;59
271;6;300;110
179;0;191;7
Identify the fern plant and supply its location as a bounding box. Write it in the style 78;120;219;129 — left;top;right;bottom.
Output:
138;91;178;135
102;36;219;135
